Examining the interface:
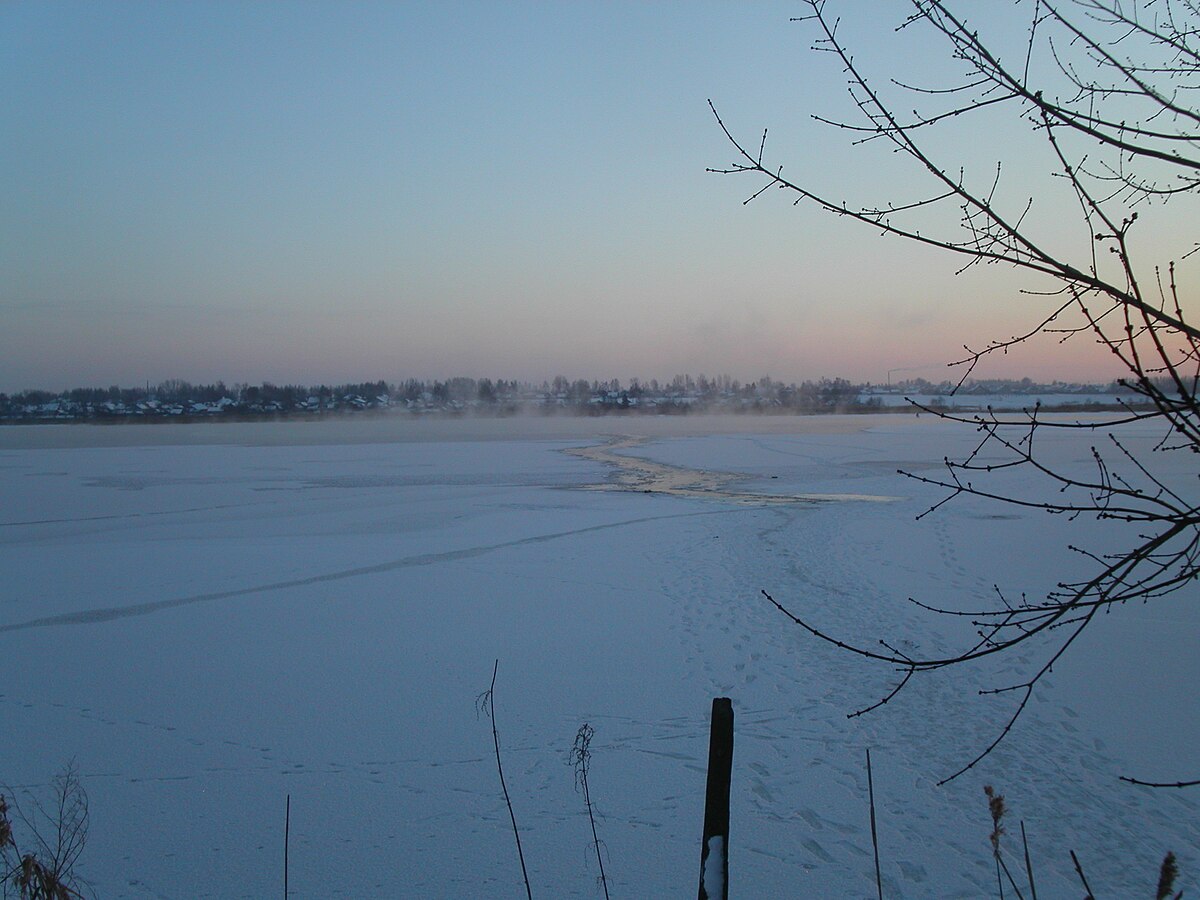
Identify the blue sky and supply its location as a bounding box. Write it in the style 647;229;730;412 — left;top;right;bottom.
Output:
2;1;1187;392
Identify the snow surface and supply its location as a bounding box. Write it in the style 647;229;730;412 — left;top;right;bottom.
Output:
701;835;726;898
1;414;1196;897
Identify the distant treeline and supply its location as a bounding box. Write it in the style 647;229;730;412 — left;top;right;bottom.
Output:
0;374;1139;422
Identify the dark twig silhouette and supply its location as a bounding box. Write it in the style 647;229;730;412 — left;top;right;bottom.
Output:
866;749;883;900
477;660;533;900
1;764;91;899
283;794;290;900
1070;849;1095;899
717;0;1199;785
570;724;610;900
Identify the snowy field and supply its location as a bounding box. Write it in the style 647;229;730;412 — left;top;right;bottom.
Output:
2;414;1196;898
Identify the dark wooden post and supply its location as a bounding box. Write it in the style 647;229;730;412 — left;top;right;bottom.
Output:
698;697;734;900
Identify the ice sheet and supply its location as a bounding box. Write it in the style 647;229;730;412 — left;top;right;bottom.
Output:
1;415;1195;897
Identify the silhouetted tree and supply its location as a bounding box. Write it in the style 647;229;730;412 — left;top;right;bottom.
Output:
714;0;1199;784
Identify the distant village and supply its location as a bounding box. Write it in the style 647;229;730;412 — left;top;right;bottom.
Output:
0;374;1144;423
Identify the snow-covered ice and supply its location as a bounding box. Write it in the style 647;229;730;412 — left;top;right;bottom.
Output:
1;414;1196;897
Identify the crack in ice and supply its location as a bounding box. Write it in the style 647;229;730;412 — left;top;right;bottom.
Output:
0;508;722;633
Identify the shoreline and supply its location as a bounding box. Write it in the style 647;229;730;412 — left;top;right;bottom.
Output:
0;411;890;450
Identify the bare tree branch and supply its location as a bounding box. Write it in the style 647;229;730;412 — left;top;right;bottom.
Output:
723;0;1198;785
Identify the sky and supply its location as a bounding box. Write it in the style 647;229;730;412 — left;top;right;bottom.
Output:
2;1;1194;393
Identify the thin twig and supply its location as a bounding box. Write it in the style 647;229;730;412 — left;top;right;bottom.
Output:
1119;775;1200;788
571;723;610;900
1020;821;1037;900
1070;849;1095;899
284;794;290;900
481;660;533;900
866;748;883;900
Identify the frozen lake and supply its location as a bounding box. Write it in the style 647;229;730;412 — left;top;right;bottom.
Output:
2;414;1196;897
